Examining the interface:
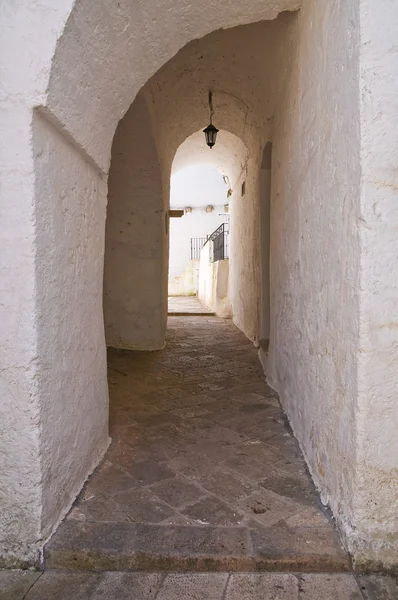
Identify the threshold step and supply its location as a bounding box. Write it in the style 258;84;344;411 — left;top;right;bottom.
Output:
4;570;395;600
44;521;350;573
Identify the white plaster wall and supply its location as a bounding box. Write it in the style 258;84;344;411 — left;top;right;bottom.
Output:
354;0;398;568
46;0;300;171
104;92;167;350
267;0;398;567
169;260;199;296
267;0;362;559
228;155;262;342
0;0;77;567
198;243;231;317
0;107;42;567
33;112;110;540
171;166;227;208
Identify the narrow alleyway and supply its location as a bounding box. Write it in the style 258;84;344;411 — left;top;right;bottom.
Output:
44;316;348;572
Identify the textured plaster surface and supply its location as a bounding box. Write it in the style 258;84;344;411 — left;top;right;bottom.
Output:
33;112;110;541
354;0;398;568
228;154;262;341
265;0;398;568
259;144;272;343
0;106;42;566
0;1;76;566
268;0;360;538
104;92;167;350
46;0;300;171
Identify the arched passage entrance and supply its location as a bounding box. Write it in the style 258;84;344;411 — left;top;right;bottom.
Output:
170;129;252;324
1;0;397;572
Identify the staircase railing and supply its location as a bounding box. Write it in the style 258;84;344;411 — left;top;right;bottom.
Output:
204;223;229;262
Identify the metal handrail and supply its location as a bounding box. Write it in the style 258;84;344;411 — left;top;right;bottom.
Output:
203;222;229;245
203;223;229;262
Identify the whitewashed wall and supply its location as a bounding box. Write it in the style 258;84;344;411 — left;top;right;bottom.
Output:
33;111;111;543
267;0;398;568
355;0;398;569
268;0;361;560
228;154;262;342
198;242;231;317
104;92;167;350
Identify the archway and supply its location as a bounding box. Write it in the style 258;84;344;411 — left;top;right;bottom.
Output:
169;129;251;323
167;165;227;300
1;0;397;572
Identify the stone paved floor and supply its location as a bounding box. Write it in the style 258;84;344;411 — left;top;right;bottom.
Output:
168;296;212;314
1;570;398;599
45;316;350;572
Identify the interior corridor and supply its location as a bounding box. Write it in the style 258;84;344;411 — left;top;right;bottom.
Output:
45;316;347;571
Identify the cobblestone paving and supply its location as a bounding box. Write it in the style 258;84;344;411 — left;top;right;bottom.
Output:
45;316;350;571
1;570;397;599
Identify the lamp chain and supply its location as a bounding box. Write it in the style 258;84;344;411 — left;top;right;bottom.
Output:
208;89;214;124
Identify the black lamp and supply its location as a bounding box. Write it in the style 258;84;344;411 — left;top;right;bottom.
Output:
203;90;219;149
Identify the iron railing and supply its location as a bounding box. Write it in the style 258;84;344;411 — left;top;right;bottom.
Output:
190;237;207;260
206;223;229;262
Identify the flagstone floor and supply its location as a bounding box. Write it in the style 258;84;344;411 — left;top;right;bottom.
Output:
5;316;398;598
45;315;349;573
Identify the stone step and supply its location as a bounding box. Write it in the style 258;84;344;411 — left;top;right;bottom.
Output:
44;521;350;573
4;570;398;600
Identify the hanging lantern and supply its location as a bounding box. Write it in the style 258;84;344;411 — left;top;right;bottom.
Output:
203;90;219;149
203;123;219;149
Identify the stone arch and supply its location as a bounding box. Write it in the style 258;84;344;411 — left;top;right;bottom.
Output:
104;7;296;352
2;0;398;572
170;129;252;322
44;0;299;170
